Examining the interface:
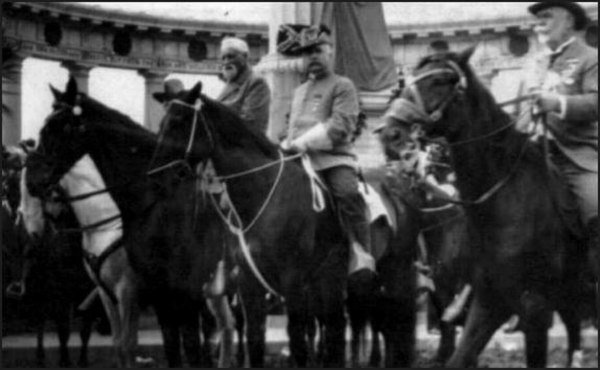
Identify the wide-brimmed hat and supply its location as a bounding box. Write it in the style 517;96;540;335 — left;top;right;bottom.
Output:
152;79;184;103
529;1;589;31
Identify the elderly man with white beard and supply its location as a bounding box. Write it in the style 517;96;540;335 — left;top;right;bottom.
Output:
217;37;271;134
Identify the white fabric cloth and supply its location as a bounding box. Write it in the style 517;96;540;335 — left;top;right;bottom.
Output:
359;183;393;226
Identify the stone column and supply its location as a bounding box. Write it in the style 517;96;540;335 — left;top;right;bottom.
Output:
254;3;316;142
138;69;169;132
2;56;24;146
61;61;94;94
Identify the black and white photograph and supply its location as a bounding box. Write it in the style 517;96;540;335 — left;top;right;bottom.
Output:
2;2;598;368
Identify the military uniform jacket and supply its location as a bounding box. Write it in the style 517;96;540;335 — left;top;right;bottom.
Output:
288;73;360;170
217;67;271;134
525;38;598;173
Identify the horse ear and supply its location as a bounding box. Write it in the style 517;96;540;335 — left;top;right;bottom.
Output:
49;84;62;101
457;45;477;65
64;76;78;105
188;82;203;103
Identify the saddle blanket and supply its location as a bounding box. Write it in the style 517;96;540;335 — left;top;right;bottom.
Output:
359;183;394;228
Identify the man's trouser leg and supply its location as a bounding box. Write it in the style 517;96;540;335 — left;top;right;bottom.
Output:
319;166;374;273
556;155;599;321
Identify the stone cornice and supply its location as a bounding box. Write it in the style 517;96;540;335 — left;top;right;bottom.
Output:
7;2;269;39
388;5;597;40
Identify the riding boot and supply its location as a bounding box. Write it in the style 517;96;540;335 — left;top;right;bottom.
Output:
587;216;599;278
587;216;599;322
339;194;375;275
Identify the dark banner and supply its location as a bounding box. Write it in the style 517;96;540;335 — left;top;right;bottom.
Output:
321;2;397;92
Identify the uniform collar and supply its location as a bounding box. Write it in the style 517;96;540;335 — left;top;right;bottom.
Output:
544;36;576;57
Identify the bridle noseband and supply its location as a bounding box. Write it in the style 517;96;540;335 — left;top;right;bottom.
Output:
404;59;467;123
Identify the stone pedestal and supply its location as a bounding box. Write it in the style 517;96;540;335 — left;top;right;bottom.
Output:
61;61;94;94
138;69;169;132
2;57;24;146
255;2;316;142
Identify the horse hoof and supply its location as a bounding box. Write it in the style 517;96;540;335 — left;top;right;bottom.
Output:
135;356;156;368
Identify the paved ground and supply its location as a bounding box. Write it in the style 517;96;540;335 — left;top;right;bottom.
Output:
3;313;597;349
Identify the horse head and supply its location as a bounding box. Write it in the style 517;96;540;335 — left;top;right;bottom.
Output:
26;76;92;198
397;46;477;141
155;81;211;165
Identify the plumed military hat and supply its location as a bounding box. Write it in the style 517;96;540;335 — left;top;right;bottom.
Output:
529;1;590;31
277;24;332;56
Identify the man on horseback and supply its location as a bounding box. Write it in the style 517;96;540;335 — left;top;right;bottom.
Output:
281;25;375;274
526;1;598;275
217;37;271;134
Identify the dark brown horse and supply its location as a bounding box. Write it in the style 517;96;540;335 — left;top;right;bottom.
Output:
151;82;355;367
388;47;593;368
24;78;223;367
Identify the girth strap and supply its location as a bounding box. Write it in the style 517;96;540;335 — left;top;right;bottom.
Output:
83;237;125;305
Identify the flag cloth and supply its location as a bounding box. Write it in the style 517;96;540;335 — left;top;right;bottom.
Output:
321;2;397;92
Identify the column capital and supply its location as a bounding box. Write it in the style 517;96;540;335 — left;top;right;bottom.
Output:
2;54;25;83
138;69;170;82
61;61;95;78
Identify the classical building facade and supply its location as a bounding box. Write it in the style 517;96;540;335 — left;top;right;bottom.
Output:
3;2;597;167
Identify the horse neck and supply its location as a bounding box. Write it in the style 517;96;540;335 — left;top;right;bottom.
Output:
449;88;525;203
210;144;283;222
86;124;157;210
59;154;122;230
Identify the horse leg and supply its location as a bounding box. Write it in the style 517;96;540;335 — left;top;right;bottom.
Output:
347;289;370;367
239;279;268;368
558;305;583;368
56;307;73;368
445;293;510;368
180;305;202;367
318;269;346;367
117;271;140;368
154;301;184;368
430;288;457;363
98;289;124;367
78;310;94;368
199;298;216;367
369;324;382;368
206;295;236;368
35;317;46;367
232;295;246;367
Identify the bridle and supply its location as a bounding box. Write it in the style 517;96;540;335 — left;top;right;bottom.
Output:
398;58;535;207
404;59;468;124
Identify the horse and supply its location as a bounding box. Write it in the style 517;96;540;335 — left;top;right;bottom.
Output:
384;47;593;368
150;82;352;368
151;82;422;367
24;77;230;368
2;146;105;368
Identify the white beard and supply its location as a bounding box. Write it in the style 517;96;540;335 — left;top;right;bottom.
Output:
222;65;238;82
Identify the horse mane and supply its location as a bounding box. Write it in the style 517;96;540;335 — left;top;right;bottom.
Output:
200;95;279;159
75;94;159;180
78;94;157;144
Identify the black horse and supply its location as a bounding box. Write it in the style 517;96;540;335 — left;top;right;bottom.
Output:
24;78;226;367
152;82;419;367
152;82;347;367
388;47;594;368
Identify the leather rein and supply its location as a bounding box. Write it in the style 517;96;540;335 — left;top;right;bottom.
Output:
404;60;537;207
